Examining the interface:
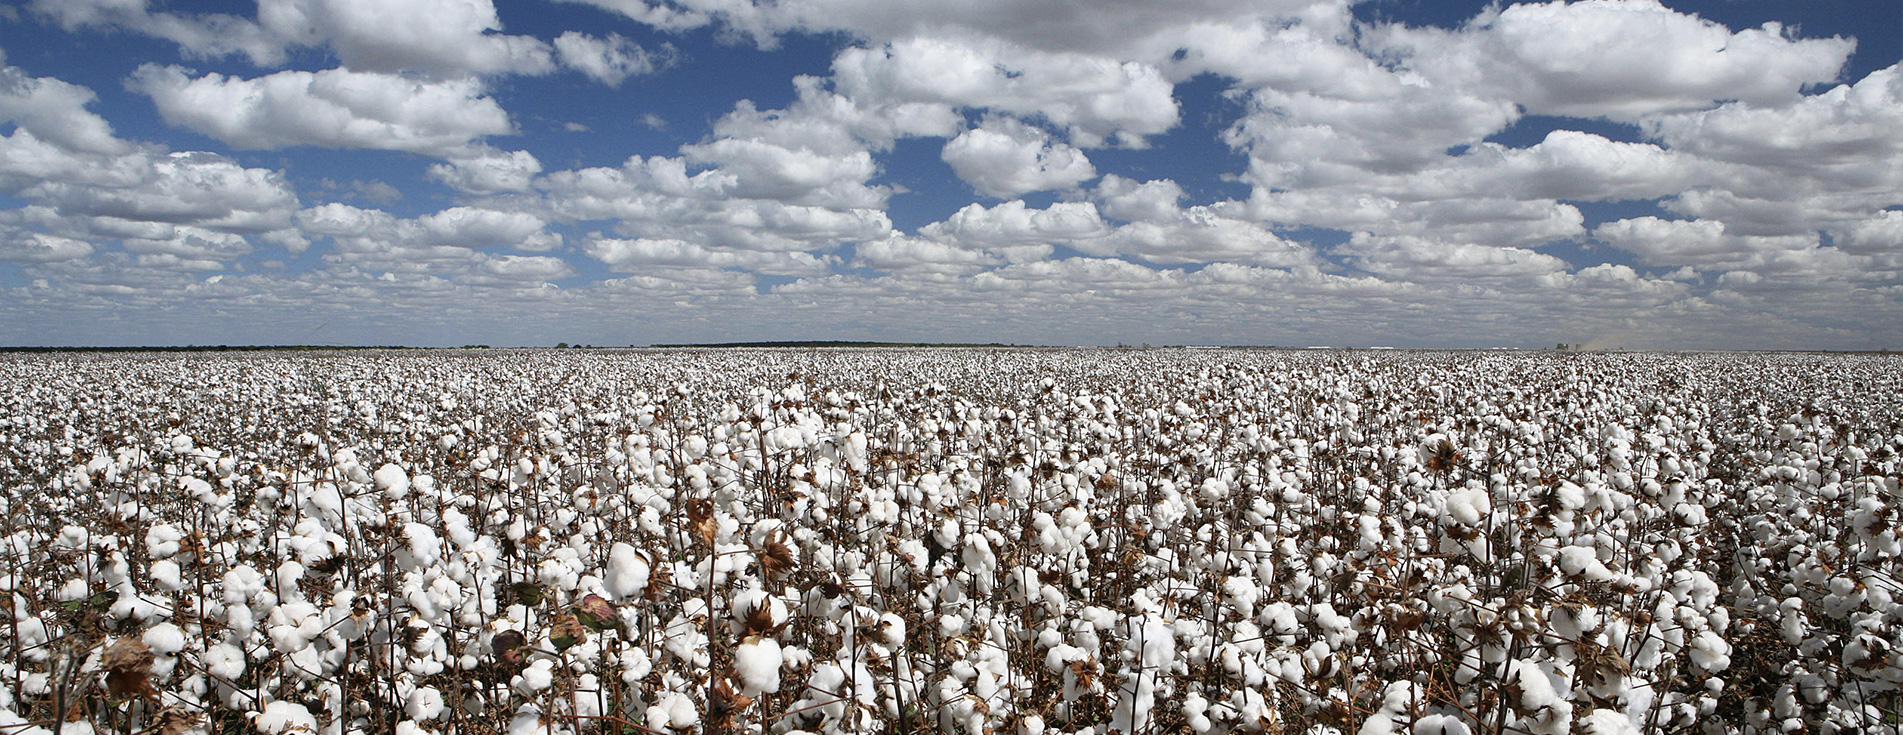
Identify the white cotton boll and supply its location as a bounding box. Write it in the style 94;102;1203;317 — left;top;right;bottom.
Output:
407;686;446;721
1184;693;1213;733
734;636;784;696
1414;714;1470;735
1558;545;1613;581
1445;488;1489;527
206;642;246;680
1689;630;1731;672
660;690;699;728
143;622;186;655
515;660;556;694
506;707;546;735
605;542;650;600
1018;714;1046;735
404;523;442;569
253;702;318;735
1579;708;1642;735
395;722;434;735
151;559;183;592
375;463;411;497
1358;681;1424;735
877;612;905;648
145;524;184;559
1508;660;1572;735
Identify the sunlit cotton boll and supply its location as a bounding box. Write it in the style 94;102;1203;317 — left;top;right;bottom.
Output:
734;635;784;696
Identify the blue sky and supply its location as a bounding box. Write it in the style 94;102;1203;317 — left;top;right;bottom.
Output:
0;0;1897;348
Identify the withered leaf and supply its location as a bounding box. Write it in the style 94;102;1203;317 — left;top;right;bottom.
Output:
760;530;798;577
101;636;158;701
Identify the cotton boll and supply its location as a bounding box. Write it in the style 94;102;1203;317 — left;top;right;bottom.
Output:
143;622;186;655
1445;489;1489;527
1689;630;1731;672
253;702;318;735
1558;545;1614;581
1184;692;1213;733
734;636;784;696
145;524;184;560
150;559;184;592
406;686;446;721
1414;714;1470;735
604;542;650;600
206;642;246;680
1579;708;1642;735
375;463;411;498
514;660;557;694
506;707;548;735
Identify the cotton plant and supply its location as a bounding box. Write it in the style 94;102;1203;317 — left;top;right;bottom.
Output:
1;350;1900;734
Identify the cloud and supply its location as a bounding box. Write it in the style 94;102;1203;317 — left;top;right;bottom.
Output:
850;234;1015;275
122;226;254;270
1;64;302;266
35;0;556;77
297;203;564;272
555;32;668;85
429;147;544;194
940;116;1095;198
555;0;1336;56
585;237;837;276
831;36;1178;148
259;0;554;76
1376;0;1854;121
921;200;1108;253
1335;234;1570;282
1594;216;1820;269
30;0;286;66
130;65;513;157
0;229;95;263
539;155;893;252
478;254;575;282
1645;65;1902;190
0;66;132;157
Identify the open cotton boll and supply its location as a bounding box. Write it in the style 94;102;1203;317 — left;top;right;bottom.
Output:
1688;630;1731;672
604;542;649;600
205;642;246;680
506;707;550;735
406;686;446;721
150;559;183;592
734;636;783;696
1507;660;1572;735
1445;488;1489;527
375;463;410;497
142;622;187;655
514;660;556;694
1183;692;1213;733
1414;714;1470;735
144;523;184;559
1579;708;1642;735
1358;681;1421;735
253;702;318;735
1558;545;1614;581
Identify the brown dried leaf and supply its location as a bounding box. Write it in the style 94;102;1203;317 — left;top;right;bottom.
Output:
742;600;780;637
686;497;717;546
142;705;204;735
709;678;753;730
760;530;798;577
101;637;157;700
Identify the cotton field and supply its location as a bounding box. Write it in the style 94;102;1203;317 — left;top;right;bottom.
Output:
2;349;1901;735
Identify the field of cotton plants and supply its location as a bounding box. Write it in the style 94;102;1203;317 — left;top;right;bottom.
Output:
2;349;1901;735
